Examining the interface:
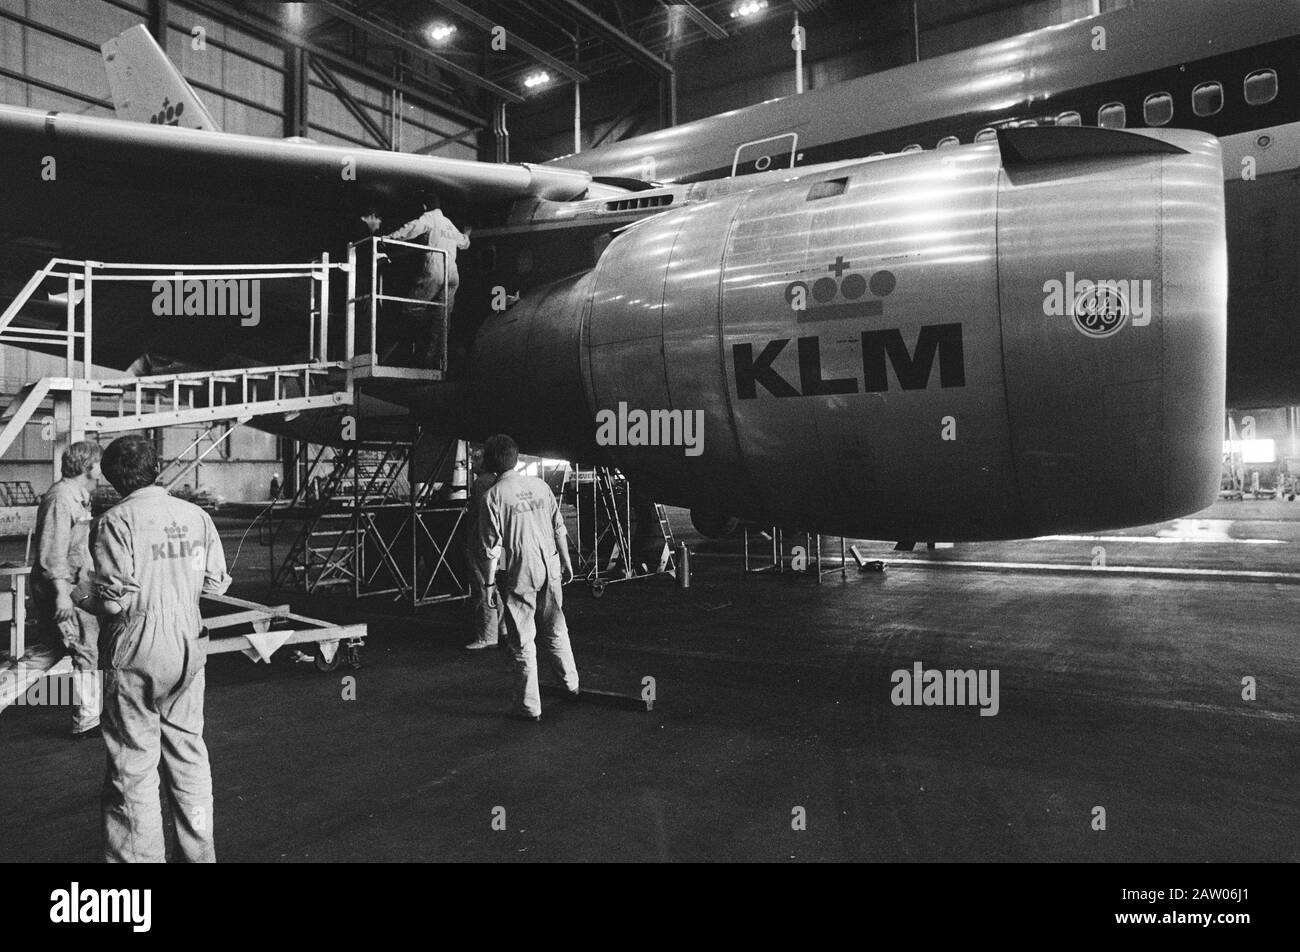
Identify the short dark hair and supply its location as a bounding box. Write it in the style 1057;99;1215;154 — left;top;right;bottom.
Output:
420;191;441;211
482;434;518;475
101;435;159;496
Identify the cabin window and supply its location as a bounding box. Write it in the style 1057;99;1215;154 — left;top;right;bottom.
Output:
1098;101;1127;128
1192;81;1223;116
867;151;886;157
1016;119;1039;127
936;136;960;149
901;143;923;153
1055;111;1082;126
1244;68;1278;105
974;127;997;142
1143;92;1173;126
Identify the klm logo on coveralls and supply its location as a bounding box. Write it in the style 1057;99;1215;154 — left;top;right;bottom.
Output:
152;522;195;562
50;883;151;933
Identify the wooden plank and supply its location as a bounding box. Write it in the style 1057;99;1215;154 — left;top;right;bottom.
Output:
206;622;367;656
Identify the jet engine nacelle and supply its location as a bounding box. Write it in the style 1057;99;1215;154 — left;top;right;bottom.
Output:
467;128;1227;540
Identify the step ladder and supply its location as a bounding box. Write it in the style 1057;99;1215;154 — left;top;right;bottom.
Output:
572;467;677;596
651;503;677;573
272;443;412;594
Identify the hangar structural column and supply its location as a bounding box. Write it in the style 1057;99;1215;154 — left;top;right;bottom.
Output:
285;46;309;139
148;0;168;45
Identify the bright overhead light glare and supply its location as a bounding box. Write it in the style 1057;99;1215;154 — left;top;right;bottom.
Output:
730;0;768;18
427;22;456;42
524;70;552;88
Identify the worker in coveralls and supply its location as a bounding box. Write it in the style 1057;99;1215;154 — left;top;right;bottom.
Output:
477;434;579;721
24;441;103;737
92;435;231;863
464;446;506;651
380;192;471;370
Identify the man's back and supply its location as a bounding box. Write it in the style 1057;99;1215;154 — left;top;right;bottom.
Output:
428;208;470;261
33;477;93;597
94;486;230;627
482;470;564;593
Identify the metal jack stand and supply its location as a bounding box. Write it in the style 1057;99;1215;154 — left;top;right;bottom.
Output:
743;528;849;582
806;533;849;583
743;525;784;574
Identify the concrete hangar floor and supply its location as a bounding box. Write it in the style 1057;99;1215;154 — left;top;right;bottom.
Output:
1;501;1297;862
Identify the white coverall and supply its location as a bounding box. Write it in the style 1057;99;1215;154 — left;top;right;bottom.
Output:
18;477;101;732
382;208;470;368
478;470;578;717
93;486;231;863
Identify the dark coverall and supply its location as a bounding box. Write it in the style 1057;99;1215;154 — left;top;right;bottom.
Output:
93;486;231;863
479;469;578;716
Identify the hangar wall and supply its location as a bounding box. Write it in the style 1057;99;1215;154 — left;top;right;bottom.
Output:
0;0;477;154
0;0;476;500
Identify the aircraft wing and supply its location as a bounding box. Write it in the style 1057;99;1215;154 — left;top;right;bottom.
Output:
0;102;594;371
0;104;591;208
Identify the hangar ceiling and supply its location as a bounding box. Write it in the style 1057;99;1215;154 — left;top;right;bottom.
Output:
224;0;1130;161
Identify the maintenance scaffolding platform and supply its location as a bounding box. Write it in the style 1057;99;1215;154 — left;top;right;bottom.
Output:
0;238;458;657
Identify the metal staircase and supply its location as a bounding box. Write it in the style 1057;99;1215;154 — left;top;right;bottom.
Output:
0;237;459;456
0;364;350;461
1;247;469;611
0;256;355;463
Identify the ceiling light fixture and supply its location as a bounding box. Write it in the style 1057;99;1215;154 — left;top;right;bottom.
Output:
731;0;768;19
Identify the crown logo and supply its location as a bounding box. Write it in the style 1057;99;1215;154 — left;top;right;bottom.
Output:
149;98;185;126
164;522;189;540
785;257;896;323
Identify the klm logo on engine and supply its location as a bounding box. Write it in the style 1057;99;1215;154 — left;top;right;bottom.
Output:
735;265;965;398
785;257;896;323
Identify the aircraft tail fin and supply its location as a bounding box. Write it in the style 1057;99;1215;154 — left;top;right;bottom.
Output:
101;24;220;131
